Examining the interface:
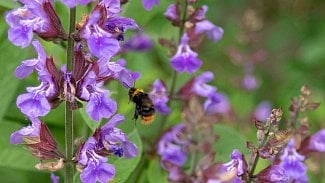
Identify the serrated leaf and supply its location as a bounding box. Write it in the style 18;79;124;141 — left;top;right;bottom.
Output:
0;120;39;171
213;124;249;162
110;130;142;183
147;158;168;183
79;107;100;132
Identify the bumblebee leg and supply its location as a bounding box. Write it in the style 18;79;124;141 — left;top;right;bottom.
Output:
133;108;140;125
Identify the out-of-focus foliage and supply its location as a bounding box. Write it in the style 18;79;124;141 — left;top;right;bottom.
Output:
0;0;324;182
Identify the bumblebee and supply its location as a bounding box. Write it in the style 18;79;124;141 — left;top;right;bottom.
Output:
128;87;155;124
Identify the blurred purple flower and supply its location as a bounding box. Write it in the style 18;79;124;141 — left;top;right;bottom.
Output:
188;5;223;42
204;93;230;115
78;137;115;183
149;79;171;115
279;139;308;182
170;33;202;73
10;117;41;144
205;149;246;183
122;32;153;51
242;74;258;90
61;0;94;8
142;0;159;11
192;71;216;97
5;0;66;47
158;124;187;168
164;4;180;23
257;165;289;183
306;129;325;152
254;101;271;122
50;173;59;183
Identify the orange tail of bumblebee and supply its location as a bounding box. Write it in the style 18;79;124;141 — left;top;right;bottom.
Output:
141;115;155;125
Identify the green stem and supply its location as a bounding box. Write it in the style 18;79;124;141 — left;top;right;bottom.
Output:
65;7;76;183
247;126;272;182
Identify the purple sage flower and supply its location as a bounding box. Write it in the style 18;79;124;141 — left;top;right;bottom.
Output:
205;149;246;183
10;117;41;144
80;1;137;58
191;71;216;97
279;139;308;182
98;114;138;158
149;79;171;115
257;165;289;183
6;0;66;47
254;101;271;122
78;137;115;183
242;74;258;90
142;0;159;11
15;40;58;117
170;33;202;73
122;32;153;52
164;4;180;23
306;129;325;152
158;124;187;168
187;5;224;42
203;93;230;115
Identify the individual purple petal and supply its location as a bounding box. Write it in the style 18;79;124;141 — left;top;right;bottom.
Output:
203;93;230;115
61;0;94;8
222;149;247;176
50;173;60;183
254;101;271;122
257;165;289;183
87;25;120;58
7;25;33;48
195;20;224;42
16;92;51;117
80;161;115;183
15;59;39;79
149;79;170;115
164;4;180;22
101;114;125;131
306;129;325;152
242;74;258;90
142;0;159;11
122;141;138;158
86;91;117;122
191;71;216;97
10;117;41;144
105;16;138;41
170;33;202;73
99;0;121;15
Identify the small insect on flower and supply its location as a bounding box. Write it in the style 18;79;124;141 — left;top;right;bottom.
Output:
128;87;155;124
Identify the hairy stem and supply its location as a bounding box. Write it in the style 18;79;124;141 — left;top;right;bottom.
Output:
65;7;76;183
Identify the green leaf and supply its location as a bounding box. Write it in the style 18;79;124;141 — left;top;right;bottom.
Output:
79;107;100;132
0;120;39;171
111;130;143;183
147;158;168;183
0;18;30;121
213;124;249;162
0;0;19;9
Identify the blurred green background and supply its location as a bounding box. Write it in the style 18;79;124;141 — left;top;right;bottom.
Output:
0;0;324;182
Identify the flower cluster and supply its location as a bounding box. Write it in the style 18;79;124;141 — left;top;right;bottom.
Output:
7;0;141;182
77;114;138;183
163;3;223;74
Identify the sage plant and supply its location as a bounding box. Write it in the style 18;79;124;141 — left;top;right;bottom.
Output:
6;0;141;182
